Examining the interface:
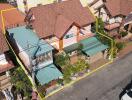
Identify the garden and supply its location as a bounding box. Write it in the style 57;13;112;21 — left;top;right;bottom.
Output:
55;52;90;84
10;67;32;100
95;18;126;58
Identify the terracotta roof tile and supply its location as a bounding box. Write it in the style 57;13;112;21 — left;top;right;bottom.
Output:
25;0;95;39
0;60;14;73
0;3;25;53
105;0;132;17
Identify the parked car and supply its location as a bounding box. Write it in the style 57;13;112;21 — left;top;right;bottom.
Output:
121;89;132;100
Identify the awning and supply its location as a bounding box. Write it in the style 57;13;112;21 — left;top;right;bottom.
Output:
80;37;108;56
64;43;79;53
35;64;62;85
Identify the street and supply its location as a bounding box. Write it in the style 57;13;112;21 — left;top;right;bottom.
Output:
47;52;132;100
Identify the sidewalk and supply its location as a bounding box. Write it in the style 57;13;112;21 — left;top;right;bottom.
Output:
118;42;132;58
90;58;109;70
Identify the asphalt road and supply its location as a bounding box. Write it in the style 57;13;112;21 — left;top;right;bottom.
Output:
47;52;132;100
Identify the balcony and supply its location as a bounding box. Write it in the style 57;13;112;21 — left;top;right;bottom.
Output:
32;53;53;70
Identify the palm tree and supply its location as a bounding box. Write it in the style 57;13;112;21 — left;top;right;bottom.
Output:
10;67;32;98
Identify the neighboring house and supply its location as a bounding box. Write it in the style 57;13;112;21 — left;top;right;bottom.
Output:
14;0;98;13
0;3;25;29
0;3;25;100
7;26;62;86
93;0;132;36
0;31;14;91
25;0;108;63
123;13;132;32
15;0;56;13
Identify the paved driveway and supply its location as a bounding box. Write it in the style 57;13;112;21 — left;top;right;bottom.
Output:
47;52;132;100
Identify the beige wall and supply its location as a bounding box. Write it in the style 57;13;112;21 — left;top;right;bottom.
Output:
45;36;60;50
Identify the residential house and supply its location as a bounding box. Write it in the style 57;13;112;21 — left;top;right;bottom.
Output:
0;32;14;91
7;26;62;86
93;0;132;36
123;13;132;33
25;0;108;63
0;3;25;99
15;0;56;13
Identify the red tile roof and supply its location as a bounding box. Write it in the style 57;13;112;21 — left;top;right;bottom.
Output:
25;0;95;39
0;60;14;73
0;31;8;54
105;0;132;17
0;3;25;53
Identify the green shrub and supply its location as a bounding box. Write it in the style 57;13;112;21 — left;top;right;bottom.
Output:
55;53;70;67
130;28;132;33
120;31;128;37
116;42;125;52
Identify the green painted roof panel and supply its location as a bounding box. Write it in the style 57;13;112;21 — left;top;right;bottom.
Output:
80;37;108;56
64;43;79;53
8;26;53;57
35;64;62;85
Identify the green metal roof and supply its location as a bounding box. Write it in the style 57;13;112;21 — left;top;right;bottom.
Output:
8;26;53;57
35;64;62;85
80;37;108;56
64;43;79;53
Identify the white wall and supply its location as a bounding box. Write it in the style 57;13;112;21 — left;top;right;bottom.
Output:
63;25;78;48
83;24;92;33
16;0;25;13
0;54;8;65
115;17;122;23
108;17;122;24
16;0;55;13
100;8;109;22
17;42;31;67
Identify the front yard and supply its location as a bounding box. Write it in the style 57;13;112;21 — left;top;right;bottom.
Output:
55;53;90;84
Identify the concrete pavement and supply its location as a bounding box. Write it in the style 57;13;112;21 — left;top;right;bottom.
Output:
47;52;132;100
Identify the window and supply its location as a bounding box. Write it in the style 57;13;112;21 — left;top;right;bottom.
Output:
64;33;74;39
35;52;52;64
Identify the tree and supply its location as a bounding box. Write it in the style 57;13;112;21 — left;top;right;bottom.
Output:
96;18;113;47
119;31;128;37
116;42;125;52
54;53;70;68
0;0;7;3
10;67;32;98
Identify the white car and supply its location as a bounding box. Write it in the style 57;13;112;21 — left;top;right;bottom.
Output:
121;90;132;100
